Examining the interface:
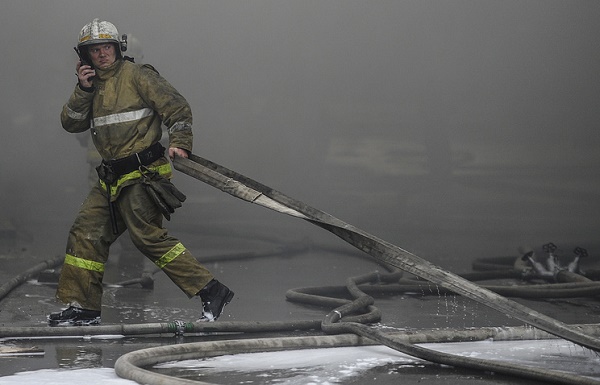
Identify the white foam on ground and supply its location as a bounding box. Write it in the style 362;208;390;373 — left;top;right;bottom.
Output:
0;368;137;384
1;339;599;384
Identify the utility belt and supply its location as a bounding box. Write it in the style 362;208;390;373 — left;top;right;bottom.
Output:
96;142;165;185
94;141;185;234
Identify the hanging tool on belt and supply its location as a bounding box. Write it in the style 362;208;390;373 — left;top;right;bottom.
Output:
95;160;120;235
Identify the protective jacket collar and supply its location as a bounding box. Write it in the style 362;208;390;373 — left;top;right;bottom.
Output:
94;59;124;81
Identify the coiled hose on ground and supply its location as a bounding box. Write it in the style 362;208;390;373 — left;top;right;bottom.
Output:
113;265;600;385
2;249;600;384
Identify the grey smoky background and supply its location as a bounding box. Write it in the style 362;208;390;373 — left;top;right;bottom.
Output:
2;0;600;272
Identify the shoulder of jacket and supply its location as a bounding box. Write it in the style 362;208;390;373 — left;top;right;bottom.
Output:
119;60;158;75
140;63;160;75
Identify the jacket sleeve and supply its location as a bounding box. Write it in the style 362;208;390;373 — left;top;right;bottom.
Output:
136;65;194;153
60;85;94;133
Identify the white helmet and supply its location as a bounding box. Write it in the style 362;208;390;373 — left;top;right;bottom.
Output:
77;18;127;56
78;18;120;47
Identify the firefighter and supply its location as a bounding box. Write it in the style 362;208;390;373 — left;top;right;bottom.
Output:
49;18;233;326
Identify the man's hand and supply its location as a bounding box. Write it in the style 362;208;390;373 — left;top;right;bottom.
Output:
169;147;189;160
76;61;95;88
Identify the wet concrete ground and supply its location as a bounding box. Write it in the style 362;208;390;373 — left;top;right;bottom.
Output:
1;212;600;384
1;150;600;384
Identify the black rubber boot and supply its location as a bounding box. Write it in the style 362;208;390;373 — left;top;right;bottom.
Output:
48;306;101;326
197;279;234;322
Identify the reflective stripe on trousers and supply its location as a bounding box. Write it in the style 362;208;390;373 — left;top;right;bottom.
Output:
64;242;186;272
64;254;105;272
155;243;186;269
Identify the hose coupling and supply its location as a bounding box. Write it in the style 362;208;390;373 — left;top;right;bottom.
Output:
172;320;187;336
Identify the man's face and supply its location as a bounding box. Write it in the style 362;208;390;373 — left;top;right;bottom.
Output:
87;43;117;69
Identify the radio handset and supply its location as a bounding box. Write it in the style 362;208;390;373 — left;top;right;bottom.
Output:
74;47;95;82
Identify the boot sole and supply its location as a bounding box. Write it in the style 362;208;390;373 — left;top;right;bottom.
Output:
48;317;101;327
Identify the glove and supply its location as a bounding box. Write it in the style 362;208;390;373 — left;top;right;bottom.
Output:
142;173;186;220
154;176;187;209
